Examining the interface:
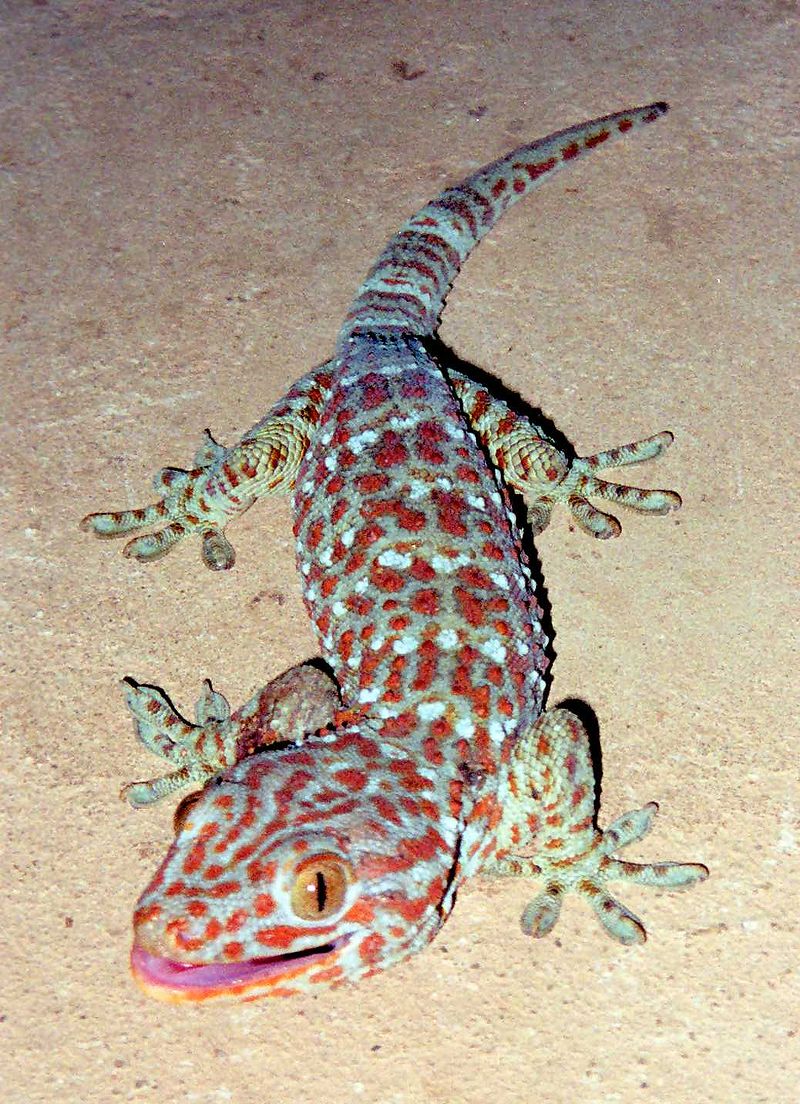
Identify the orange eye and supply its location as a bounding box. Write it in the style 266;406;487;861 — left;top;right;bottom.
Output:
289;856;351;920
173;790;203;835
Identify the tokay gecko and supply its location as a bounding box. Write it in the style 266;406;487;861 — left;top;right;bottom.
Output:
83;101;707;1001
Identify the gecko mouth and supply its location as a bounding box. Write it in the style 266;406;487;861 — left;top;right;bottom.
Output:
131;939;346;1001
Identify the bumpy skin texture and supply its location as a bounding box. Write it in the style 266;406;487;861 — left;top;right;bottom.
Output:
83;103;706;1001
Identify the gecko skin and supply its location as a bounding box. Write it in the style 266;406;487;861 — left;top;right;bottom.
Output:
83;102;707;1002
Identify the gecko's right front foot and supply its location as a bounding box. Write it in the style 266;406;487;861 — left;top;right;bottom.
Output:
121;662;340;809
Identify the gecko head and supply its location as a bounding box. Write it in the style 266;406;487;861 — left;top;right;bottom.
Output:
130;730;462;1001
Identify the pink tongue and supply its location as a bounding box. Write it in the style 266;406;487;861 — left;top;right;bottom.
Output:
131;945;313;991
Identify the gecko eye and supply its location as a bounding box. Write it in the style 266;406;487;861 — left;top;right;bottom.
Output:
289;855;351;920
173;790;203;835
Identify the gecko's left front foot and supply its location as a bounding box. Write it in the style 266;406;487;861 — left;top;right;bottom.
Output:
491;709;708;944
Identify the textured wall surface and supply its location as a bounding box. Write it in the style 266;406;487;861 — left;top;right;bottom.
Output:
3;1;797;1101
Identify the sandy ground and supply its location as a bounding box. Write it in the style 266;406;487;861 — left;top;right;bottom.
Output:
3;2;797;1102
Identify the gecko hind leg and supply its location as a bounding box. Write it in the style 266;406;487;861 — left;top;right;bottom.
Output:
489;709;708;943
449;371;681;538
81;365;334;570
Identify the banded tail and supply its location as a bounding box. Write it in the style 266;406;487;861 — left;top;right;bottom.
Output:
340;102;668;344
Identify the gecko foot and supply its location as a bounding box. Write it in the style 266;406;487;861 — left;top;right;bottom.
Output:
120;677;238;807
491;708;707;943
80;430;248;570
120;662;341;808
508;430;682;539
81;411;310;570
514;802;708;944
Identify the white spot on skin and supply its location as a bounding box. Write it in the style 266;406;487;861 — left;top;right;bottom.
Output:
332;601;347;617
418;700;445;720
358;688;380;704
435;476;454;491
467;495;487;510
488;719;506;744
479;639;507;663
455;717;475;739
341;528;355;548
431;552;469;574
319;547;333;567
348;429;379;455
393;635;418;655
490;572;509;590
389;413;423;431
437;628;459;650
377;549;412;569
325;455;338;472
355;578;369;594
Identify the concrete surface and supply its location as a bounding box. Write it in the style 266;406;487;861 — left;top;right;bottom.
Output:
2;2;797;1102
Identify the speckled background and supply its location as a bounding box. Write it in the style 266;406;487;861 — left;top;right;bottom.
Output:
3;2;797;1102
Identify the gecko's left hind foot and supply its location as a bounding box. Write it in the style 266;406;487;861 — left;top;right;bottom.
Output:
506;429;682;539
449;373;681;539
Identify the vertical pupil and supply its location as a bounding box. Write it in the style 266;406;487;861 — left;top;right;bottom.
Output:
315;870;327;912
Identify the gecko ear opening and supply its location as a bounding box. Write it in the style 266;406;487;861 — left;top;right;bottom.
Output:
173;790;204;835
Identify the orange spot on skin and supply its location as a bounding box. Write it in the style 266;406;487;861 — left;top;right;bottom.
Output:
382;711;417;739
344;899;376;925
359;932;386;964
370;563;405;593
422;735;444;766
374;431;408;468
225;910;248;932
410;556;435;581
205;919;223;941
355;472;389;493
433;489;469;537
209;881;242;898
454;586;485;627
372;794;402;825
255;924;334;950
457;565;493;590
224;941;244;959
254;894;276;917
333;767;368;791
411;640;438;691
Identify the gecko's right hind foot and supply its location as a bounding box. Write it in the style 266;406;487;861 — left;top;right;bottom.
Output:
80;430;247;570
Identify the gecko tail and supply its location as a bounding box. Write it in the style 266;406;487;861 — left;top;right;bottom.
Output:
339;102;668;345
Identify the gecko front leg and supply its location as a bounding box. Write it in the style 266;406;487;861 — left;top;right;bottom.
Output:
490;709;708;943
121;661;341;808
